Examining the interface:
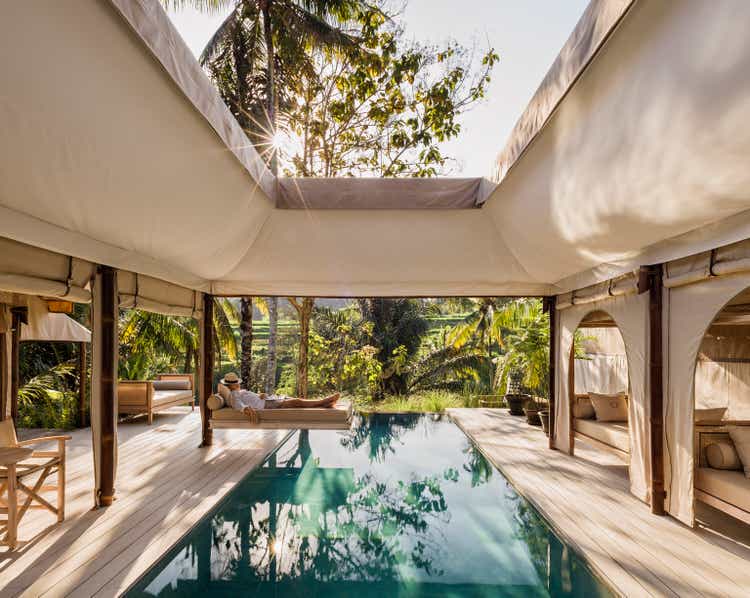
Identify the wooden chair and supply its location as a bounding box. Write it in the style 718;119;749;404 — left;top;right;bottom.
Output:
0;419;71;549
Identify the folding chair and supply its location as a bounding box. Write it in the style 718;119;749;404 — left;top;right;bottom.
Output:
0;419;70;549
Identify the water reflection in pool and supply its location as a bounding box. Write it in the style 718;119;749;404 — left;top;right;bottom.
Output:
128;413;611;597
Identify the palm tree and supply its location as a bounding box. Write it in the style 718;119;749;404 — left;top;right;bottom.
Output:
239;297;268;388
446;298;508;389
166;0;364;170
166;0;367;393
213;298;241;372
120;301;239;382
120;311;199;378
265;296;278;393
490;300;550;397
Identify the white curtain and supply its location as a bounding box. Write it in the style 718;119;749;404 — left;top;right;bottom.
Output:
695;361;750;419
665;272;750;526
554;291;651;504
574;355;629;395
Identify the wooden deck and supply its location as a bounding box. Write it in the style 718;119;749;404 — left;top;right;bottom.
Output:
0;408;286;597
448;408;750;597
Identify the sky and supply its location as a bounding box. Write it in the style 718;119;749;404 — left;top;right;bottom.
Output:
166;0;589;177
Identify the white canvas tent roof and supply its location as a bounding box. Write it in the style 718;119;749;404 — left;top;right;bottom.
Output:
21;313;91;344
1;0;750;297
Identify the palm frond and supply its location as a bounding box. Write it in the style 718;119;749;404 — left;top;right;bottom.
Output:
161;0;235;14
214;299;239;361
18;361;77;405
199;6;245;64
446;311;482;348
277;2;361;52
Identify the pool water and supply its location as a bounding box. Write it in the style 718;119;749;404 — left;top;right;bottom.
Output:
127;414;611;597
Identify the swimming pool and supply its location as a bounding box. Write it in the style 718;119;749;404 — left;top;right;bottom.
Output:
127;413;611;597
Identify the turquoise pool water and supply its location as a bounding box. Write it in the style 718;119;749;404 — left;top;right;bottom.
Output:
127;414;611;597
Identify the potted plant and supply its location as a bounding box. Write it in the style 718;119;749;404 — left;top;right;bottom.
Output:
538;398;551;435
504;369;527;416
523;396;542;426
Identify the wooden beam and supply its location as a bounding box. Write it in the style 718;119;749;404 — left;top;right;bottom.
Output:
78;341;87;428
543;296;557;450
644;264;666;515
200;293;214;447
97;265;117;507
10;307;27;423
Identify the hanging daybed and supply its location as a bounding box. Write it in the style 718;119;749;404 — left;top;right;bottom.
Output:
206;386;353;430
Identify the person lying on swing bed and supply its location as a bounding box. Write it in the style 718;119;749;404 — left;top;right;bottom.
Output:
220;372;339;420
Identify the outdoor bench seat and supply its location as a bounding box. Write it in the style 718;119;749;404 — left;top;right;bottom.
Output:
118;373;194;424
209;401;352;430
574;419;630;454
694;423;750;525
695;467;750;516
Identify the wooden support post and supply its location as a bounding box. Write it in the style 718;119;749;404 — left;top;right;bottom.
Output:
200;293;214;447
78;341;87;428
97;265;117;507
543;296;557;450
0;331;6;421
643;264;666;515
568;343;575;455
10;307;27;423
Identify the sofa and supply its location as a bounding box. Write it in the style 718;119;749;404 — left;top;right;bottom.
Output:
118;373;194;424
694;421;750;525
571;393;630;461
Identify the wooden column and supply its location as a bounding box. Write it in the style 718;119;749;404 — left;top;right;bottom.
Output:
97;265;117;507
10;307;27;423
543;296;557;450
78;341;87;428
200;293;214;447
642;265;666;515
0;331;6;421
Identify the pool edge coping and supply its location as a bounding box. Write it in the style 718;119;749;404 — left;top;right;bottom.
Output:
446;409;623;598
121;429;297;596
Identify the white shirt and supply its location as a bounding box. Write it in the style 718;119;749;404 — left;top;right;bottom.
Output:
230;389;265;411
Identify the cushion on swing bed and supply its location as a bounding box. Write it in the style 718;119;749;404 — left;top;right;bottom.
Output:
210;400;352;424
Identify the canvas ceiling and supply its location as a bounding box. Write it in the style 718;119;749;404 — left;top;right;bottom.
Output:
1;0;750;297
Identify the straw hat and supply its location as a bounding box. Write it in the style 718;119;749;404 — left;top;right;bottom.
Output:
220;372;241;385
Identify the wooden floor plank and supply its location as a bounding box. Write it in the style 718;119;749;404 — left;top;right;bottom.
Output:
0;408;285;598
448;408;750;598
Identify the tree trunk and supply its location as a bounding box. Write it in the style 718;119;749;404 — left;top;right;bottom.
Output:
292;298;315;398
261;0;277;175
240;297;253;388
265;297;278;393
184;344;193;374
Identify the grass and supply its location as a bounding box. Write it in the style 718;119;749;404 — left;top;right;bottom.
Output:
354;390;496;414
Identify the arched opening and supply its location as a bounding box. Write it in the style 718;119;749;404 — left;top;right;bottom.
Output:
693;287;750;526
569;310;631;471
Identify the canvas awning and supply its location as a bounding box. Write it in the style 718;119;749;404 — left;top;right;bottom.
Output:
1;0;750;297
277;178;495;210
20;313;91;344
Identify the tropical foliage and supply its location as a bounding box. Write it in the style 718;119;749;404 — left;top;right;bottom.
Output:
17;361;79;429
283;3;498;177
